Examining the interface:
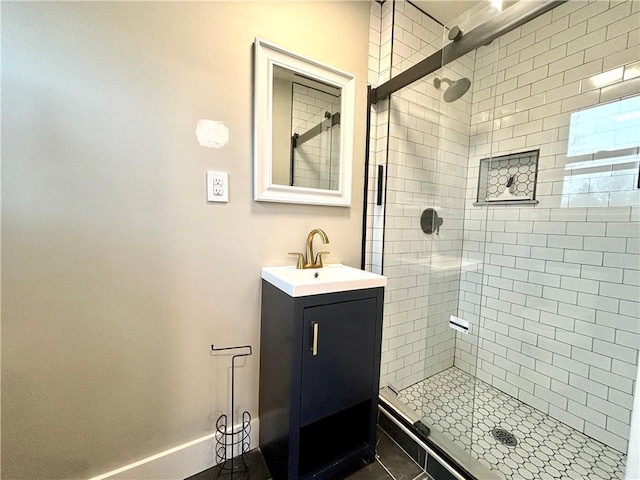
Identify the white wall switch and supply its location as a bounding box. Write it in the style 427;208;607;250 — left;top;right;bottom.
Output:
206;171;229;203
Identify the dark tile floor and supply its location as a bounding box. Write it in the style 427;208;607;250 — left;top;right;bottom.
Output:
187;428;433;480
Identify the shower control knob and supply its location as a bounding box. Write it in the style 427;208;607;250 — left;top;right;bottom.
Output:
421;208;444;235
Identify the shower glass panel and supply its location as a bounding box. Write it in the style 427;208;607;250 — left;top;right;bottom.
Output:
457;2;638;477
372;1;639;479
375;1;502;475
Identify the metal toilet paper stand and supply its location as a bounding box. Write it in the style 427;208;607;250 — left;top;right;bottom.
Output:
211;344;252;480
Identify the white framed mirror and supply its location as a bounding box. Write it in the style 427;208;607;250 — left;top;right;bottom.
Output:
253;38;355;207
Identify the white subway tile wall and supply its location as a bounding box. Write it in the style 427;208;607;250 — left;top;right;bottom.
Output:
368;0;639;455
365;0;393;275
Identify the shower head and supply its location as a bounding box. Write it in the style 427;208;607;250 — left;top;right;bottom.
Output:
434;76;471;102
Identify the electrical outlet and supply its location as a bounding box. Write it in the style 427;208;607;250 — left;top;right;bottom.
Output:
206;171;229;203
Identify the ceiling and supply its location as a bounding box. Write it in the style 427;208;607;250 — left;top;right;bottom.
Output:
411;0;480;26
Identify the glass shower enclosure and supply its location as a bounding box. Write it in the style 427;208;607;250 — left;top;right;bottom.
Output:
365;1;639;479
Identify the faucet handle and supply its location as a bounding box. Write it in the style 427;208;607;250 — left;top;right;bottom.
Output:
315;251;330;268
288;252;305;269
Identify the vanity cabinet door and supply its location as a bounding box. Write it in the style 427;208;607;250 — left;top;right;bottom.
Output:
300;297;378;427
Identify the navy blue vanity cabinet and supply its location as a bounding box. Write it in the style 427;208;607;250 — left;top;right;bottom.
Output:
259;280;384;480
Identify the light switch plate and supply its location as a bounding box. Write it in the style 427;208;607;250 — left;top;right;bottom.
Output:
206;171;229;203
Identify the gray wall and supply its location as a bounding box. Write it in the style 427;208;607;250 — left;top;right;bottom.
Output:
1;2;370;478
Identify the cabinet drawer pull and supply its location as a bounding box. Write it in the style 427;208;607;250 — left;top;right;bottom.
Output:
311;321;319;356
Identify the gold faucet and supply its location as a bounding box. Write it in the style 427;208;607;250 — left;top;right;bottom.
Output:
289;228;330;269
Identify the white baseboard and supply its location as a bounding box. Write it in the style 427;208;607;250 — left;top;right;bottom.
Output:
89;418;259;480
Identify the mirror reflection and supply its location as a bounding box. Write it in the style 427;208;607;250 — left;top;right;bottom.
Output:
272;65;342;191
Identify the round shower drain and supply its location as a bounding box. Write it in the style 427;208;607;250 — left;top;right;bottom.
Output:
490;428;518;447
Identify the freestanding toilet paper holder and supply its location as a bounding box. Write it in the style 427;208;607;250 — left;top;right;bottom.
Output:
211;344;252;480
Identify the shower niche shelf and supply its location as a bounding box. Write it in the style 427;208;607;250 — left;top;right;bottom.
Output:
474;149;539;206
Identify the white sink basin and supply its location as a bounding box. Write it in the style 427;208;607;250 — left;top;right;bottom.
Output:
261;263;387;297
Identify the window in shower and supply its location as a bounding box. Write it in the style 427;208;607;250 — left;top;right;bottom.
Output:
567;95;640;157
562;95;640;207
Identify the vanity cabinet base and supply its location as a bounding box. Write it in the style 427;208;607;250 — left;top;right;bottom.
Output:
259;281;384;480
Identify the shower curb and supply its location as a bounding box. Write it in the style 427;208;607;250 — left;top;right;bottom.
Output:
378;398;477;480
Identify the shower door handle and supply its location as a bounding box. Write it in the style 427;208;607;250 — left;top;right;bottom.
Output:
310;321;319;356
377;165;384;206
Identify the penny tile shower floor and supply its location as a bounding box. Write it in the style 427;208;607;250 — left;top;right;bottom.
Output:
397;367;627;480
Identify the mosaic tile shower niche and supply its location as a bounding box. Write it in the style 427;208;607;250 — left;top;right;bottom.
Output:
475;150;539;204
